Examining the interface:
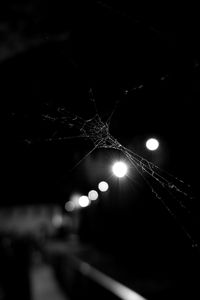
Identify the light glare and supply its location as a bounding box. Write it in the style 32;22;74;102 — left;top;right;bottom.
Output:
88;190;99;201
65;201;75;212
69;193;81;208
52;214;63;227
146;138;159;151
98;181;109;192
78;196;90;208
112;161;128;178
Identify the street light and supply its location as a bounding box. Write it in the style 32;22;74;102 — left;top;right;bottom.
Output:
98;181;109;192
78;195;90;208
88;190;99;201
112;161;128;178
146;138;159;151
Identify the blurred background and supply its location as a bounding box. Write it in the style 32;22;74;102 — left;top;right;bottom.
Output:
1;1;200;299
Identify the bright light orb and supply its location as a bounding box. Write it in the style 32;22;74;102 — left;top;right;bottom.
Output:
98;181;109;192
68;193;81;209
146;138;159;151
112;161;128;178
88;190;99;201
78;196;90;208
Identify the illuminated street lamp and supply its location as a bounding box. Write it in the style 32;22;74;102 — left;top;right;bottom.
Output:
112;161;128;178
98;181;109;192
146;138;159;151
78;195;90;208
88;190;99;201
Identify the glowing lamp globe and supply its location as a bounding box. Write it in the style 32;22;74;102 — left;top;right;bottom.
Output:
98;181;109;192
78;196;90;208
146;138;159;151
88;190;99;201
112;161;128;178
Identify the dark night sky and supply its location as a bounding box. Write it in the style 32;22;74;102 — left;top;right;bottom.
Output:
3;1;199;205
1;4;200;300
2;1;200;289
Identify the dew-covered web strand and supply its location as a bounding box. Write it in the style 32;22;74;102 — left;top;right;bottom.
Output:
89;87;99;115
123;149;193;224
41;107;89;143
43;135;86;143
40;92;119;170
107;144;198;248
106;98;121;127
69;140;102;172
121;146;193;203
123;149;198;248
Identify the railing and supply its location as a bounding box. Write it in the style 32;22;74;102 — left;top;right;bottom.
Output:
78;260;147;300
51;246;147;300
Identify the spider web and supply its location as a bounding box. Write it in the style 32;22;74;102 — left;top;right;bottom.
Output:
39;86;198;249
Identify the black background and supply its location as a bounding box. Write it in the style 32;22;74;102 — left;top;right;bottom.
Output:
2;1;200;286
3;1;199;203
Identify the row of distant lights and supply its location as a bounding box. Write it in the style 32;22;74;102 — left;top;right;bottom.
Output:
65;160;129;212
82;181;109;206
65;161;132;211
65;138;159;212
65;181;109;211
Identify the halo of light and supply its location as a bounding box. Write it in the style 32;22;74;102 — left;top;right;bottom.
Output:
52;214;63;227
69;193;81;209
78;196;90;208
146;138;159;151
65;201;75;212
112;161;128;178
88;190;99;201
98;181;109;192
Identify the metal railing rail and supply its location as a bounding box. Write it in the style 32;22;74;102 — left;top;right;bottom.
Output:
76;258;147;300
